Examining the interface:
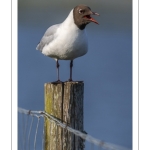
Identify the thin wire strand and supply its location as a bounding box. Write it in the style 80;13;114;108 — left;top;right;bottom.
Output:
18;107;131;150
42;118;45;150
44;111;131;150
24;115;29;150
18;113;23;150
22;113;25;150
34;116;40;150
27;115;34;150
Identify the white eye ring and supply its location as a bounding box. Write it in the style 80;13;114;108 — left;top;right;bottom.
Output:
79;9;84;14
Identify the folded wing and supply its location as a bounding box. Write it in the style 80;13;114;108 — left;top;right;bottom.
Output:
36;24;60;52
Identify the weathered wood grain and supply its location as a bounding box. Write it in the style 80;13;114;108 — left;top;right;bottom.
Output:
44;81;84;150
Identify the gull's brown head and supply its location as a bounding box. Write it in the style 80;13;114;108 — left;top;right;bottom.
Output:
73;4;99;30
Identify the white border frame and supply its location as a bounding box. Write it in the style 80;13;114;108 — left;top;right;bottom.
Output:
139;0;150;150
10;0;145;149
12;0;18;149
0;1;13;150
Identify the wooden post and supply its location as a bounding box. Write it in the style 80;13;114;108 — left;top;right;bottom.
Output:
44;81;84;150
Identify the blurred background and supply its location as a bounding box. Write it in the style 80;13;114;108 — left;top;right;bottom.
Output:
18;0;132;149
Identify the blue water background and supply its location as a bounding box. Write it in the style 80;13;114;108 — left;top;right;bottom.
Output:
18;0;132;149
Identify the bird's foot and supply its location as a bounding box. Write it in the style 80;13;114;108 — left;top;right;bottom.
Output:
68;79;73;82
52;80;63;84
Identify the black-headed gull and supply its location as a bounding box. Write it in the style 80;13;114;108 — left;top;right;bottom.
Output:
36;4;99;82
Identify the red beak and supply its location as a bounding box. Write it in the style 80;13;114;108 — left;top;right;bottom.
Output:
84;11;100;25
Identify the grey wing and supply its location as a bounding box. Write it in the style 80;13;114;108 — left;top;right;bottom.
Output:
36;24;60;52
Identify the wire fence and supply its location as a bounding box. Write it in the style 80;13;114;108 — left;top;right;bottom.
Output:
18;107;131;150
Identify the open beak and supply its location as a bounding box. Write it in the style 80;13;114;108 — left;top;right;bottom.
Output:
84;11;99;24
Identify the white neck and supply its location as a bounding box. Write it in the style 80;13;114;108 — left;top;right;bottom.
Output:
61;9;79;31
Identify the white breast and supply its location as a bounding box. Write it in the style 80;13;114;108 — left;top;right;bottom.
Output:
42;10;88;60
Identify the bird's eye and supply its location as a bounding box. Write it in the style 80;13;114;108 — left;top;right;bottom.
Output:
79;9;84;14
